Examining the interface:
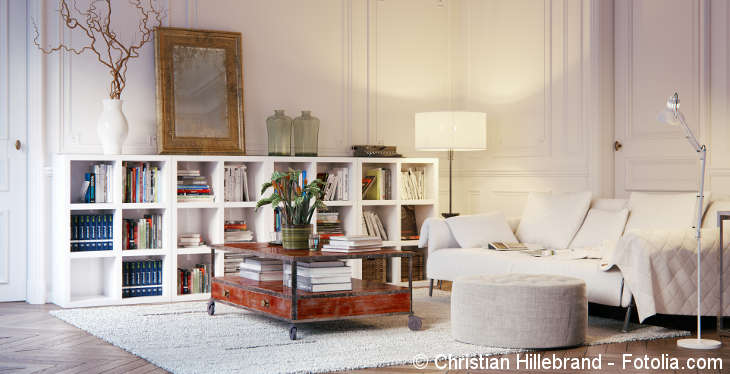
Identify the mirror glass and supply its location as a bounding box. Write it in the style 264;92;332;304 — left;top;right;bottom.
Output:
172;45;229;138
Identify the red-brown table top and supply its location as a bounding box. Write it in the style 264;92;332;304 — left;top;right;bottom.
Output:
210;242;412;261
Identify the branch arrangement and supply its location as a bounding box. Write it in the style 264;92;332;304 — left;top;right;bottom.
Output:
33;0;165;99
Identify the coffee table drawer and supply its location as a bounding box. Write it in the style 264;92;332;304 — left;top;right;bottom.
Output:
212;282;243;304
240;289;291;319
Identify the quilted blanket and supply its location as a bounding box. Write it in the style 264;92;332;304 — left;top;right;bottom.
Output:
604;228;730;322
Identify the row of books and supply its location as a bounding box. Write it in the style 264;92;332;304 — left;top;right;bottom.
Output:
362;210;388;240
80;163;113;203
363;168;392;200
400;168;425;200
283;260;352;292
177;169;214;203
224;220;253;242
319;168;350;201
123;260;163;287
224;165;251;202
123;162;161;203
177;265;209;294
123;286;163;298
322;235;382;253
123;214;163;250
70;214;113;252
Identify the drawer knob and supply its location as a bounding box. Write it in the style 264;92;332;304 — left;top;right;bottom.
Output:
261;299;270;308
224;289;230;297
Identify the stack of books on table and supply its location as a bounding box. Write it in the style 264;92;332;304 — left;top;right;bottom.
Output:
239;257;284;281
178;233;204;248
224;220;254;242
177;170;214;203
224;253;251;274
284;261;352;292
321;235;382;252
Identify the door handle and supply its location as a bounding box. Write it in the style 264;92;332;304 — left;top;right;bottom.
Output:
15;140;21;150
614;140;622;151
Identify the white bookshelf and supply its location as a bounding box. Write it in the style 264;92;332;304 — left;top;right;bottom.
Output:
53;155;438;307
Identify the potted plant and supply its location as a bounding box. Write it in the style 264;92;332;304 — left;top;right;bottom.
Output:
256;170;326;249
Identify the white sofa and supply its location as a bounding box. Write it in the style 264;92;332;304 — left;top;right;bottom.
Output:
421;199;632;309
420;191;730;329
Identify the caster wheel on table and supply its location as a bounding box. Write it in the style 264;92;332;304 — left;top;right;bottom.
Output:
408;315;422;331
289;326;297;340
207;300;215;316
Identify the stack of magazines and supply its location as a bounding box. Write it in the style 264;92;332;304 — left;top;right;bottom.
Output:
177;170;213;203
284;261;352;292
321;235;382;252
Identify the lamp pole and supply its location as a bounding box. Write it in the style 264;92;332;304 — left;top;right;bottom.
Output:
443;148;458;218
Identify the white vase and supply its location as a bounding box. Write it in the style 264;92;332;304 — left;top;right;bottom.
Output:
97;99;129;155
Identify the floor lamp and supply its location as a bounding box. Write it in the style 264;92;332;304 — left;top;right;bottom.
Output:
657;92;721;350
414;112;487;218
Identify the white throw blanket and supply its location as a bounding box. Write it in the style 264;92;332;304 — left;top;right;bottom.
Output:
603;228;730;322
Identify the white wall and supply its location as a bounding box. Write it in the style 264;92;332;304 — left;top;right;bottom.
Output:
446;0;613;217
38;0;451;157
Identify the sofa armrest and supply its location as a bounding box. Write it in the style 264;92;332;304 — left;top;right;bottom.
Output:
419;217;459;254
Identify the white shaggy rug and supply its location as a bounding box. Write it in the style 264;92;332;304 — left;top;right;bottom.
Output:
50;289;688;374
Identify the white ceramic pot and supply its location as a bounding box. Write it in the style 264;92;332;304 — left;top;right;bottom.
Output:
97;99;129;154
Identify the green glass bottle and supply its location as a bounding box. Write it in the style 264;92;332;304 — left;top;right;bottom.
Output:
266;110;292;156
293;110;319;156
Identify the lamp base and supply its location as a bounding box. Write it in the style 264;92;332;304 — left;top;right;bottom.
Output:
677;338;722;350
441;212;460;219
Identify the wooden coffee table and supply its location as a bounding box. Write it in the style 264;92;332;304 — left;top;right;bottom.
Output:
207;242;421;340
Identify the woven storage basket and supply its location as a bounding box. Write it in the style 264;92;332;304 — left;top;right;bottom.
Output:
361;257;386;282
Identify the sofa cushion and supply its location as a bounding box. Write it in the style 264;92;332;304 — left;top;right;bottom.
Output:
625;192;711;232
702;200;730;228
516;191;592;249
569;208;629;249
446;212;517;248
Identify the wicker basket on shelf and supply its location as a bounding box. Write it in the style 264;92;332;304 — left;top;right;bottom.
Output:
361;257;387;282
400;247;426;282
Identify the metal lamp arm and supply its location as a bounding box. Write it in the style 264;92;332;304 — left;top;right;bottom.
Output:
675;110;703;153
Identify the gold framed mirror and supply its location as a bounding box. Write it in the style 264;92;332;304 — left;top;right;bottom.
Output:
155;27;245;154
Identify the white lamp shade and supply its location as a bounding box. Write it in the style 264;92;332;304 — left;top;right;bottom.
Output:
414;111;487;151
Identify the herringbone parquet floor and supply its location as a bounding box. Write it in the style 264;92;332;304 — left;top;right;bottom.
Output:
2;301;730;373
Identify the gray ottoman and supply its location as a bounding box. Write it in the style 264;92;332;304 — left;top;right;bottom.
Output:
451;273;587;348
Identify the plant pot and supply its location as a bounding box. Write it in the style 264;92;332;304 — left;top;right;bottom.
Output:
97;99;129;154
281;224;312;250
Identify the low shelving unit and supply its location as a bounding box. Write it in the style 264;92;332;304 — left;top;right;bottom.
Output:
52;155;438;307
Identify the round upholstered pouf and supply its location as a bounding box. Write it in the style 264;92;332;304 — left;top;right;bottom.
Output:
451;273;587;348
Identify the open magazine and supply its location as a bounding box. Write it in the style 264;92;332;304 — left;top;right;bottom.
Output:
486;242;552;257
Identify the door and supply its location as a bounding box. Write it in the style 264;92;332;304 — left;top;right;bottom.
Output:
614;0;706;197
0;1;27;301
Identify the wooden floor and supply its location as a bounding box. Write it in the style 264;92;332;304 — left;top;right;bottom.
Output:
2;301;730;374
